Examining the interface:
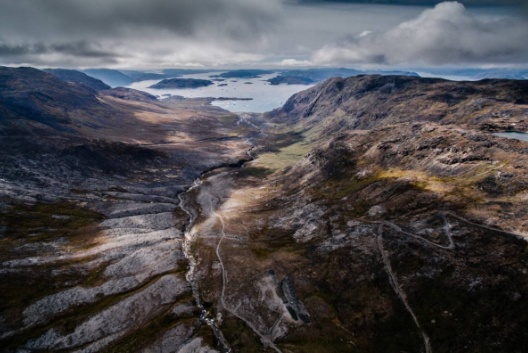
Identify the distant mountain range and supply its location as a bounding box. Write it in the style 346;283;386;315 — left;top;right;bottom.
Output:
267;68;420;85
43;69;111;91
419;68;528;80
53;67;528;89
83;69;136;87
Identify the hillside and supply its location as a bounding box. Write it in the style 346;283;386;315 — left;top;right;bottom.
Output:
267;75;528;133
0;66;122;133
180;75;528;353
2;71;528;353
43;69;111;91
0;66;264;353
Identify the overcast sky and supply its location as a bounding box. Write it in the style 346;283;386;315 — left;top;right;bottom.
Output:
0;0;526;69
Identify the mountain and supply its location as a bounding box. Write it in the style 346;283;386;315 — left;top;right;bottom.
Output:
267;75;528;131
268;68;419;85
0;66;121;133
83;68;135;87
420;68;528;80
3;69;528;353
43;69;111;91
178;75;528;352
119;70;167;82
0;66;264;353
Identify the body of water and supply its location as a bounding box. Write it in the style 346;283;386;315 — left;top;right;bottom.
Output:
492;132;528;142
128;72;313;113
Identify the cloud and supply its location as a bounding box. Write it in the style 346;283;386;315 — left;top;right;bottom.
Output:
279;59;313;66
0;40;120;67
312;1;528;66
295;0;521;5
0;0;283;68
0;0;525;68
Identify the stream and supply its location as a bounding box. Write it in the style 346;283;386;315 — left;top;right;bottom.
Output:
177;141;258;353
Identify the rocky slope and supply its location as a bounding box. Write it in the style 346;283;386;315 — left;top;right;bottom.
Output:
266;75;528;133
182;75;528;353
0;66;263;353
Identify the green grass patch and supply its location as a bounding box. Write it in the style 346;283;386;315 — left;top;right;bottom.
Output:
258;140;312;171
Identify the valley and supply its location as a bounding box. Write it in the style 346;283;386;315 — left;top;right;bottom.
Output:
1;69;528;353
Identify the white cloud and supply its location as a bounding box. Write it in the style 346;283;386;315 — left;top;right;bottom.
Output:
312;1;528;66
279;59;313;66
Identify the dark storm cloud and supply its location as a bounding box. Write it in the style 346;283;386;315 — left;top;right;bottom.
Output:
0;0;282;67
0;41;114;58
0;0;526;68
0;0;282;39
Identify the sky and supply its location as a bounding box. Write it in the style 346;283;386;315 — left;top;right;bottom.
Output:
0;0;526;69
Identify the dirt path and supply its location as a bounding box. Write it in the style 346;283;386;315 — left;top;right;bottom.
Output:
376;224;432;353
374;210;527;353
373;212;455;353
208;196;284;353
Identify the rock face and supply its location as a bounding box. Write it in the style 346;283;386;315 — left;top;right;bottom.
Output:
149;78;214;89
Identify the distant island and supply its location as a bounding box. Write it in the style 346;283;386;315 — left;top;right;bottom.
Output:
149;78;214;89
211;69;274;79
214;97;253;101
267;76;316;85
